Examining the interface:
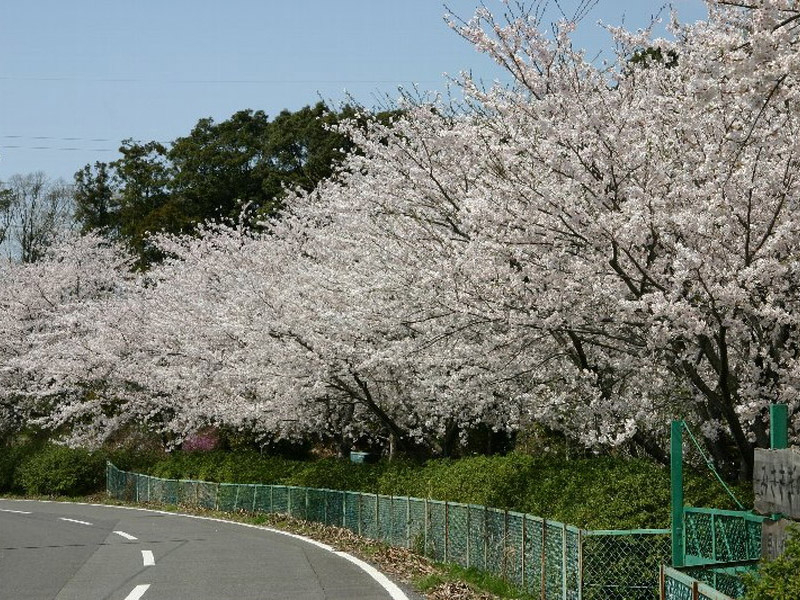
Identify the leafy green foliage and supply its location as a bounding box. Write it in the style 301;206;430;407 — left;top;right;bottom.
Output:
73;103;359;266
743;527;800;600
0;441;163;496
1;439;752;529
0;444;40;492
73;162;120;234
143;451;752;530
14;445;106;496
629;47;679;69
148;450;306;484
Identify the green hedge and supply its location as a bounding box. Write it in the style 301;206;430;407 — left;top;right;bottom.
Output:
145;451;753;530
0;443;163;497
0;443;753;530
14;445;106;496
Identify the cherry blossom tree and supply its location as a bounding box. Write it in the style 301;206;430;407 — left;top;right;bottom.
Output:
253;0;800;472
0;233;132;444
6;1;800;477
436;0;800;475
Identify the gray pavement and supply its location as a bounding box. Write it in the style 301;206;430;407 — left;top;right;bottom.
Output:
0;499;421;600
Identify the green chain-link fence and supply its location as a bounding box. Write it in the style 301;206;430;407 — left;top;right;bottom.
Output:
661;566;738;600
106;463;737;600
684;508;764;565
582;529;672;600
678;507;765;599
679;565;755;599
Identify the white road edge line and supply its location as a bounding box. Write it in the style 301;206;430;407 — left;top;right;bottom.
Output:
0;508;32;514
59;517;93;526
114;530;138;540
141;550;155;566
11;500;411;600
335;552;410;600
123;584;150;600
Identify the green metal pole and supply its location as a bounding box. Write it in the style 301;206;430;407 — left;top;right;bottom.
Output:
671;420;685;567
770;404;789;450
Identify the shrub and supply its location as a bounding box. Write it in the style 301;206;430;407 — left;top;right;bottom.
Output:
181;428;220;452
0;444;41;493
15;444;105;496
742;526;800;600
292;458;386;491
148;450;306;484
136;450;755;530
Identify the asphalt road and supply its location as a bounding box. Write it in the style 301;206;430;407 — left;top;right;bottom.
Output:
0;499;419;600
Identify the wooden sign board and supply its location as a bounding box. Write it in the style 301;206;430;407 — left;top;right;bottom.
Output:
754;448;800;519
761;518;796;560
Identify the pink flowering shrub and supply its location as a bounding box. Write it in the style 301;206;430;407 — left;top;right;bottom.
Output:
181;429;220;453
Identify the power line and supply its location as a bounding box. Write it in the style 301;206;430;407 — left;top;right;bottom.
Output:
2;135;115;142
0;75;441;85
0;145;116;152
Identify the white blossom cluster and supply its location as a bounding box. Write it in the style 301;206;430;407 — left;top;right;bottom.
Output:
2;1;798;471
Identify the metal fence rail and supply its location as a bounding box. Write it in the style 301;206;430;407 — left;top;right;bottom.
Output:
684;507;764;566
106;463;731;600
661;566;736;600
680;565;754;600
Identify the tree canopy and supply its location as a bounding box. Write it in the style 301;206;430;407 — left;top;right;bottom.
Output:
0;172;73;263
73;103;359;264
5;1;800;474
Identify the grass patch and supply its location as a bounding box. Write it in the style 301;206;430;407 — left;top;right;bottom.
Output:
415;563;537;599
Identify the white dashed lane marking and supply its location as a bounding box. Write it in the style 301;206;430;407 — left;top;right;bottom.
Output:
114;530;138;540
141;550;155;566
123;584;150;600
58;517;93;526
0;509;31;515
8;500;410;600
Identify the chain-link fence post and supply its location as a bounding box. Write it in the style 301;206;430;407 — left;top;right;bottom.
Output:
445;502;450;564
484;505;489;571
375;492;380;541
521;515;526;591
406;496;411;548
541;518;547;600
358;493;363;536
424;498;429;556
562;522;568;599
466;503;472;568
578;529;584;600
503;509;509;579
389;495;394;544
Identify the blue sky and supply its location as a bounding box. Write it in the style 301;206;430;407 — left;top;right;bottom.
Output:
0;1;707;181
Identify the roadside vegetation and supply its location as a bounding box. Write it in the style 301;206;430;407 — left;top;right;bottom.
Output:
0;439;751;530
3;2;799;598
742;527;800;600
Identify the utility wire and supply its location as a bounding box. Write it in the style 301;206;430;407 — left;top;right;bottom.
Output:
0;76;441;85
2;135;115;142
0;145;116;152
682;422;746;510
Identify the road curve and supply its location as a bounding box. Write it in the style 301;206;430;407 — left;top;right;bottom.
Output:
0;499;420;600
